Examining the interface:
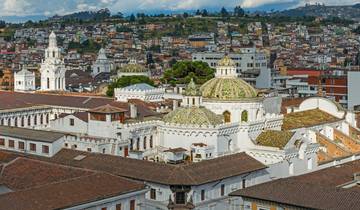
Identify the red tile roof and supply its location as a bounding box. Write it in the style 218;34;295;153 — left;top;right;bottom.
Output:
47;149;266;185
0;158;145;210
0;91;158;119
230;160;360;210
89;104;127;114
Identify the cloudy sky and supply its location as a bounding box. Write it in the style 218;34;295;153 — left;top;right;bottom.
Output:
0;0;359;17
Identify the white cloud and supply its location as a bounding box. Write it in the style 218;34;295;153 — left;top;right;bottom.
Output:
2;0;32;15
241;0;296;8
0;0;359;17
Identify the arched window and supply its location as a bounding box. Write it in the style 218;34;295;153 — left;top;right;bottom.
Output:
14;117;18;127
228;140;233;151
27;116;31;126
34;115;37;125
21;117;24;127
7;118;11;126
47;78;50;89
143;137;147;150
256;109;260;120
136;138;140;150
241;110;248;122
40;114;43;124
0;118;3;125
46;114;49;124
150;136;153;148
130;139;134;150
223;111;231;123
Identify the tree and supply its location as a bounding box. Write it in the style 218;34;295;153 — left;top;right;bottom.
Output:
183;12;189;18
113;12;123;19
202;9;208;17
106;76;155;97
129;14;136;22
148;45;161;53
220;7;229;18
234;6;245;17
0;20;5;29
161;61;215;86
195;10;201;16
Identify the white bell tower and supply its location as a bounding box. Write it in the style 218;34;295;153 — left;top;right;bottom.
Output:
40;31;66;91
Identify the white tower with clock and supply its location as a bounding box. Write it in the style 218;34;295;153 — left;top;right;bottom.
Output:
40;31;66;91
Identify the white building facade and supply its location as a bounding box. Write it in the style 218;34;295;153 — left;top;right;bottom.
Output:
40;31;66;91
14;68;36;92
91;48;112;77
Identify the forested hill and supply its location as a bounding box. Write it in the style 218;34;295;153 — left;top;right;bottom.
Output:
271;4;360;20
50;9;111;21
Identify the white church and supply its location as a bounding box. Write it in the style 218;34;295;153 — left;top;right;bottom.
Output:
40;31;66;91
14;67;36;92
91;48;111;77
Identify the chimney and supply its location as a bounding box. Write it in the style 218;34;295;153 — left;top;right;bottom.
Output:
130;104;138;119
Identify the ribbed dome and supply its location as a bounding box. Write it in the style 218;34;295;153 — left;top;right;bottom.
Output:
163;107;223;126
200;77;258;100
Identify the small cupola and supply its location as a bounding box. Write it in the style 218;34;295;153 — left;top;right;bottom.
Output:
215;55;237;78
88;104;127;123
181;78;202;108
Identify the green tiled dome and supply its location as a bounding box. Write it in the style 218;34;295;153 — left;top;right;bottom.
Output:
200;78;258;100
119;64;147;73
163;107;223;126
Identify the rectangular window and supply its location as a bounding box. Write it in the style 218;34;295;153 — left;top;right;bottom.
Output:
101;208;107;210
130;200;135;210
8;140;14;148
150;188;156;200
220;184;225;196
201;190;205;201
0;138;4;146
307;158;313;170
18;141;24;150
70;118;74;126
175;192;185;204
42;145;49;154
30;143;36;152
116;203;121;210
87;148;92;152
242;179;246;189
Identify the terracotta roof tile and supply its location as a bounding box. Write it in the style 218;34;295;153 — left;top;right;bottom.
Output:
0;157;145;210
0;91;158;119
89;104;127;114
47;149;266;185
230;160;360;210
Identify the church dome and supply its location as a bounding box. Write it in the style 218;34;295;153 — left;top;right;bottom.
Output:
163;107;223;126
200;55;258;101
119;64;147;73
200;77;258;100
